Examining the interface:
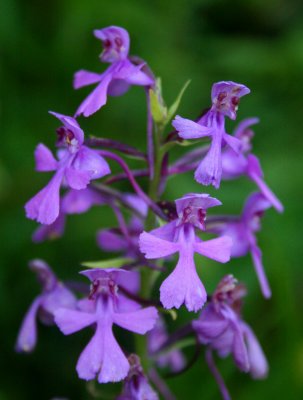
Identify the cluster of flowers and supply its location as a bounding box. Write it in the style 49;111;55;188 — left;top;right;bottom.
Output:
17;26;283;399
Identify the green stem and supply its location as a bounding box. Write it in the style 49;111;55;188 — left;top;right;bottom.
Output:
136;123;165;371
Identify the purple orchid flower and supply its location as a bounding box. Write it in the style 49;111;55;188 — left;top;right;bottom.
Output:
148;316;185;372
117;354;159;400
74;26;154;117
193;275;268;379
16;259;76;353
172;81;250;188
32;188;106;242
207;192;273;298
54;268;158;383
221;118;283;212
139;194;233;312
25;112;110;225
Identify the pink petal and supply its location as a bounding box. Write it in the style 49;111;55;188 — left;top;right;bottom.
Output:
251;245;272;299
242;323;268;379
172;115;213;139
73;69;102;89
160;246;207;312
65;167;92;190
34;144;58;171
54;308;96;335
139;231;179;259
113;306;158;334
72;146;110;180
25;169;64;225
15;296;42;352
75;72;113;117
194;236;232;263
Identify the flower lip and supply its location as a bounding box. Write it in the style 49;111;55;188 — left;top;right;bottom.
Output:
175;193;222;230
94;26;130;63
211;81;250;120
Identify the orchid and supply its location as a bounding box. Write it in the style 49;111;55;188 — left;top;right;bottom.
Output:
18;24;284;400
74;26;154;117
16;260;76;353
25;112;110;225
193;275;268;380
172;81;250;188
139;194;233;312
54;269;158;383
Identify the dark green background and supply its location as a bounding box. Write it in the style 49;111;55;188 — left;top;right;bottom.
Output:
1;0;303;399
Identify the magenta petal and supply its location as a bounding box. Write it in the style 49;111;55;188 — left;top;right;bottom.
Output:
65;167;91;190
232;323;250;372
139;232;179;259
25;169;64;224
34;144;58;171
148;221;177;241
172;116;213;139
242;323;268;379
194;136;222;188
75;72;113;117
55;309;96;335
72;146;110;180
108;79;130;96
76;323;129;383
73;69;102;89
113;307;158;334
15;296;42;352
62;188;105;214
251;245;271;298
194;236;232;263
114;59;153;86
160;247;207;312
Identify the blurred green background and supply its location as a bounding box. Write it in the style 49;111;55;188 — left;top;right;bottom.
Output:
1;0;303;399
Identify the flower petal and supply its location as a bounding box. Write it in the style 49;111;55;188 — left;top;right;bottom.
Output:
75;71;113;117
194;236;232;263
34;144;58;171
73;69;102;89
25;169;64;225
160;246;207;312
61;188;106;214
242;322;268;379
15;296;42;353
65;167;92;190
251;245;272;298
32;213;66;242
114;59;153;86
72;146;110;180
172;115;213;139
54;308;96;335
114;306;158;334
139;231;179;259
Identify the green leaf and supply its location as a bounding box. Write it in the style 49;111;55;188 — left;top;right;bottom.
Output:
81;257;133;269
166;80;191;123
150;78;167;124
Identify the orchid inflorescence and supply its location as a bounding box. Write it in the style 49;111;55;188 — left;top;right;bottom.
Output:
17;26;283;400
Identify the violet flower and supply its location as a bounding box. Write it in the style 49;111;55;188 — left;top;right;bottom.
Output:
139;194;233;312
54;269;158;383
117;354;159;400
193;275;268;379
25;112;110;225
16;259;76;353
148;316;185;372
207;192;273;298
32;188;106;242
172;81;250;188
221;118;283;212
74;26;154;117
